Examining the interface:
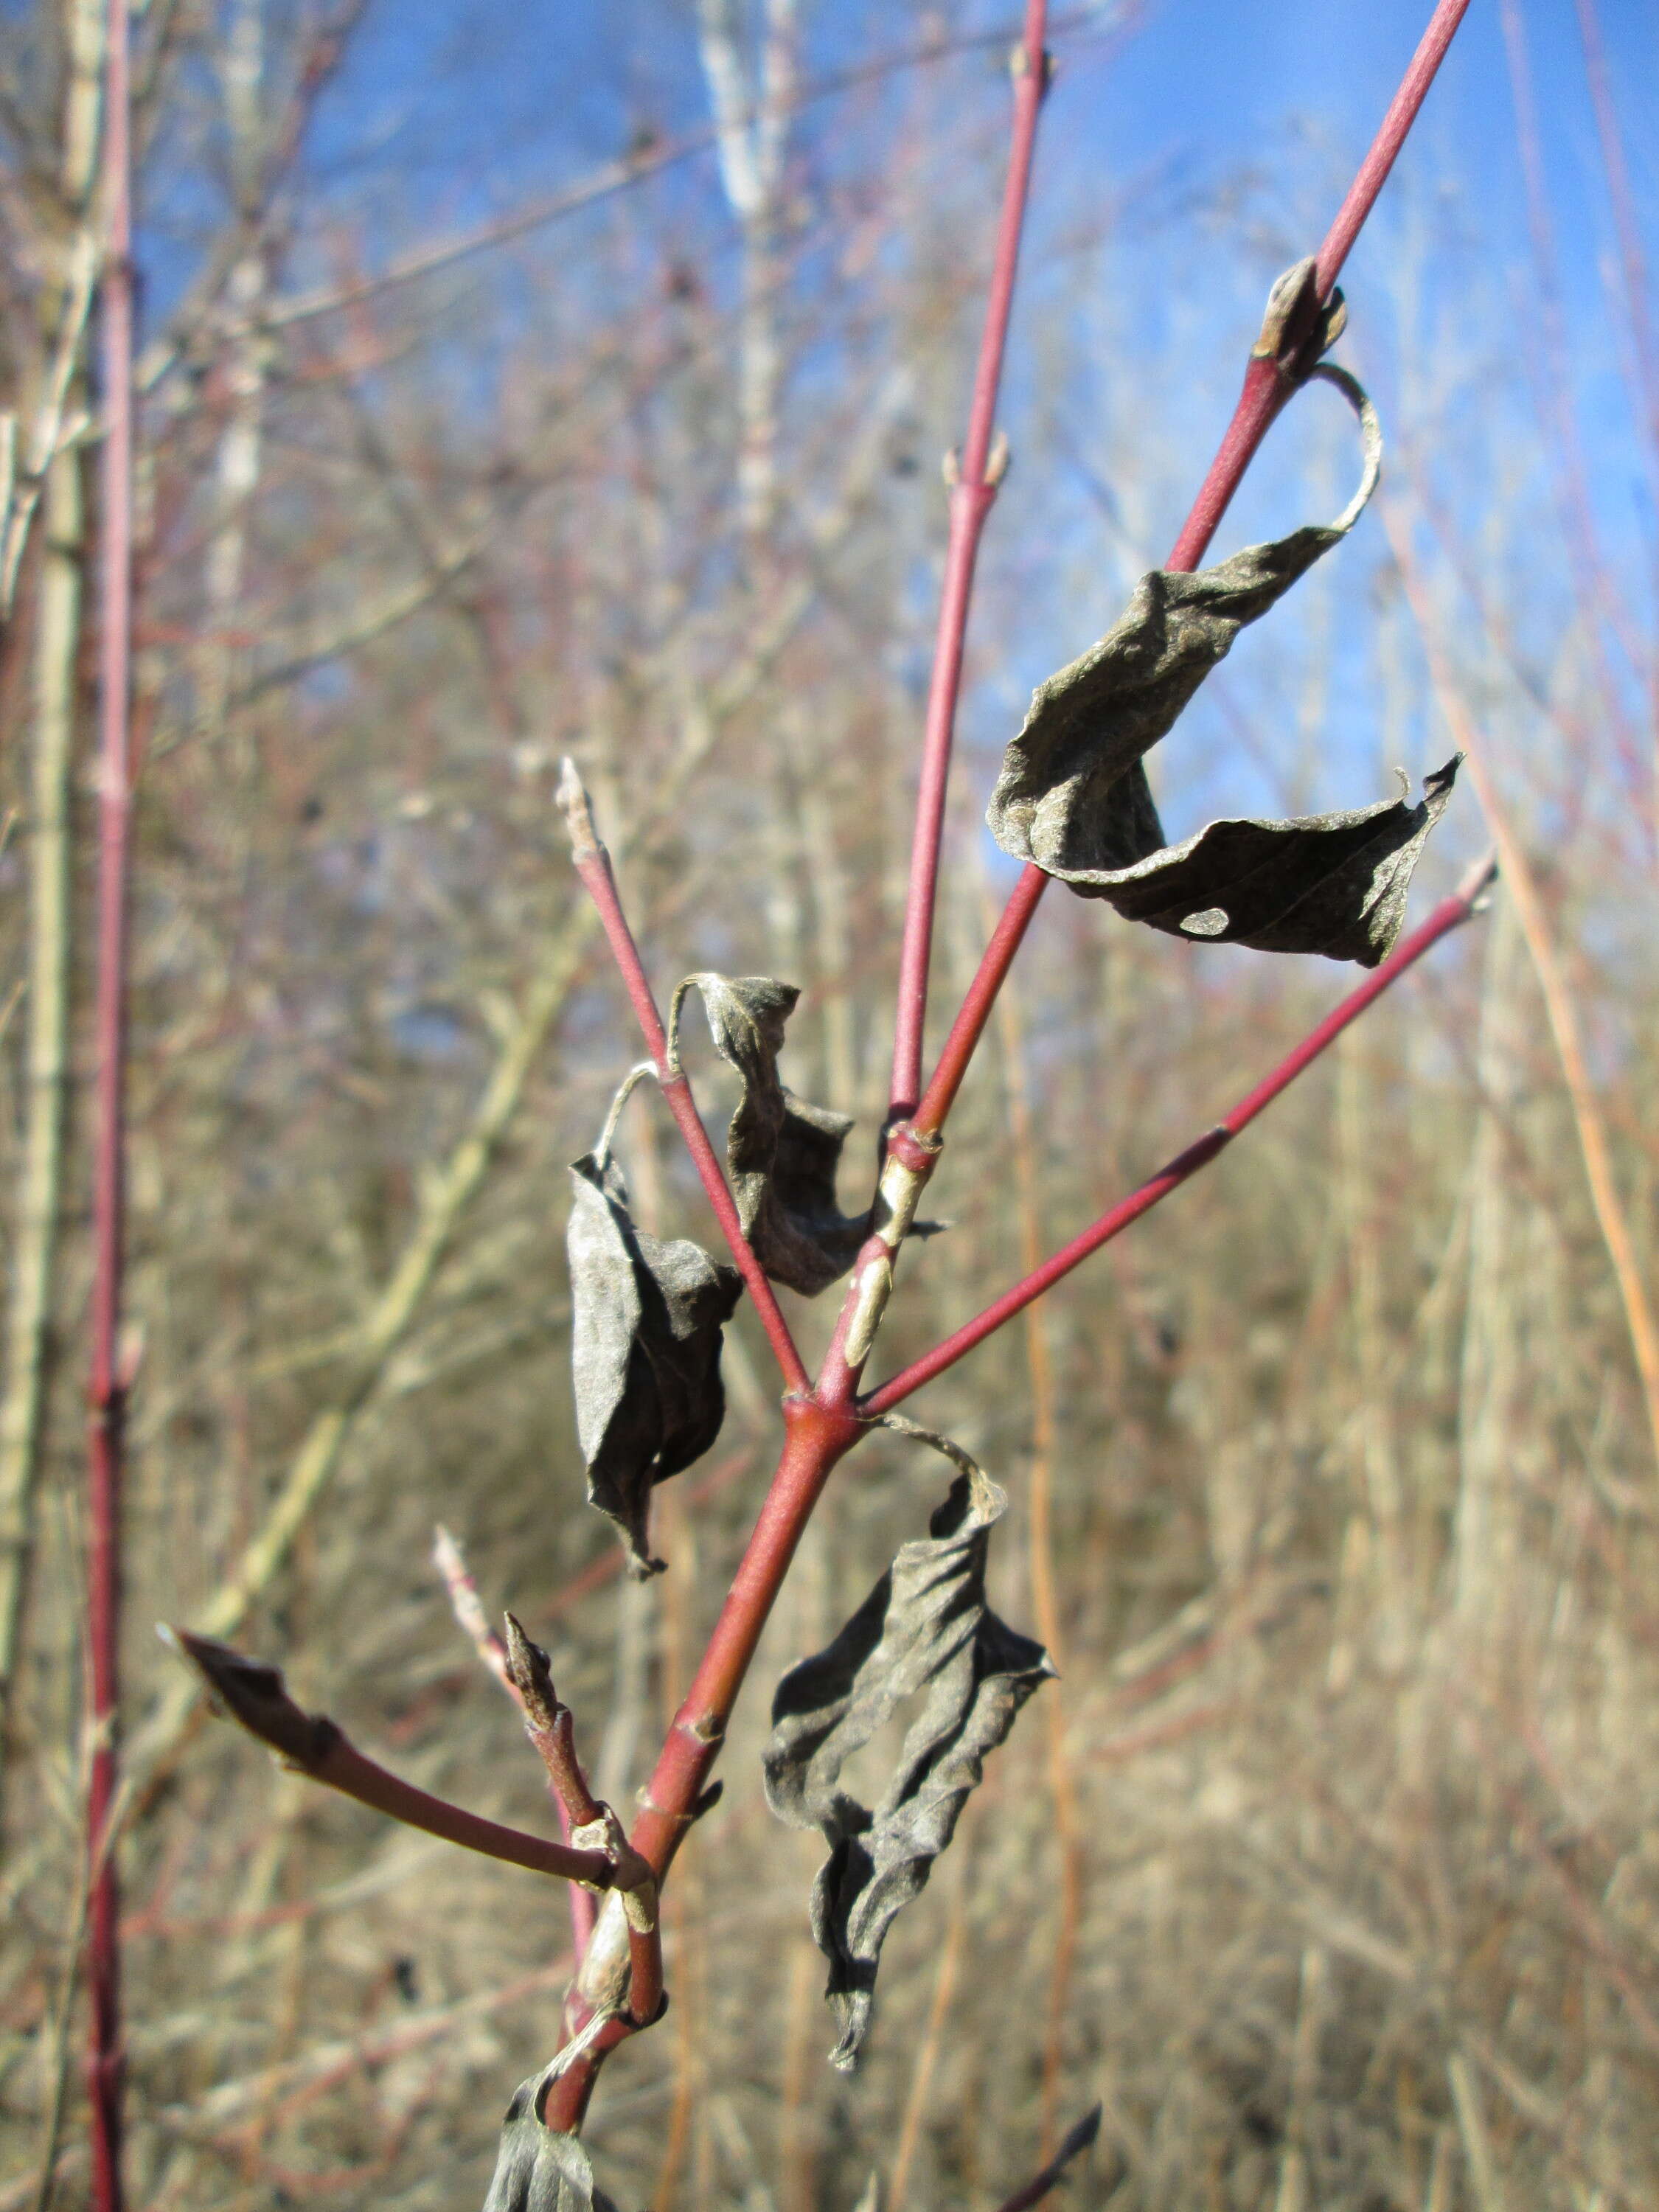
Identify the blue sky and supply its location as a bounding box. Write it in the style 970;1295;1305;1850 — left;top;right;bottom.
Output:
264;1;1655;870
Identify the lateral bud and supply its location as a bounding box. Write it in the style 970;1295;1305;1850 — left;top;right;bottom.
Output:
1251;254;1347;380
501;1610;563;1733
1010;39;1054;92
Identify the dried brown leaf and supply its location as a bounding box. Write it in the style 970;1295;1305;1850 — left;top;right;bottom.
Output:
481;2070;621;2212
762;1454;1053;2069
988;370;1452;965
675;972;867;1295
566;1152;741;1576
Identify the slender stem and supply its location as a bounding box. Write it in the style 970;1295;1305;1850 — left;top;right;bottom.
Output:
560;768;811;1396
863;858;1495;1419
86;9;133;2206
1312;0;1474;299
914;862;1046;1135
989;902;1079;2160
888;0;1050;1118
501;1613;603;1829
164;1627;616;1885
915;0;1474;1143
436;1531;602;1964
313;1737;614;1885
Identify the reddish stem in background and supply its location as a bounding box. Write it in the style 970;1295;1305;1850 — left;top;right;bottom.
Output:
915;0;1474;1140
87;9;133;2208
864;858;1495;1418
888;0;1050;1119
560;772;811;1397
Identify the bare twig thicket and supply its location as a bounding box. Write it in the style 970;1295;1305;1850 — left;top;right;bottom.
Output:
3;0;1656;2206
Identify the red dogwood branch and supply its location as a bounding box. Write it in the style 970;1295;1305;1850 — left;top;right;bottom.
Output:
888;0;1051;1119
532;0;1478;2136
864;854;1496;1418
164;1629;620;1887
86;8;135;2207
556;759;811;1397
912;0;1475;1145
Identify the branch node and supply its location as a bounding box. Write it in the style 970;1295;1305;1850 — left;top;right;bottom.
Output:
570;1803;655;1910
1251;254;1347;382
1009;41;1053;91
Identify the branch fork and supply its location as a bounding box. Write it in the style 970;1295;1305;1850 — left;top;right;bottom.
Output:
501;1613;664;2023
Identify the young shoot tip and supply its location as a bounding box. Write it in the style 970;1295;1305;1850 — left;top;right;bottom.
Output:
556;756;600;862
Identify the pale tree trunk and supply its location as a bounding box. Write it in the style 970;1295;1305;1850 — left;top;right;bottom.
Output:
696;0;796;547
0;0;106;1780
196;0;270;762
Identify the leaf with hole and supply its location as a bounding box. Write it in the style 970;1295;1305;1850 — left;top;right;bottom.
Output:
988;370;1454;964
762;1452;1053;2068
566;1152;741;1576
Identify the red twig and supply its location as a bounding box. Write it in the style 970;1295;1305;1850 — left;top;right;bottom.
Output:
164;1629;617;1887
914;863;1046;1135
432;1528;601;1961
1312;0;1475;302
556;761;810;1397
863;855;1496;1418
888;0;1051;1119
913;0;1474;1144
86;9;134;2206
431;1524;514;1693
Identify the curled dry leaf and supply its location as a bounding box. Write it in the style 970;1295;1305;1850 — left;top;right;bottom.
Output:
567;1152;741;1576
481;2070;621;2212
675;972;868;1295
1088;756;1461;964
762;1449;1053;2069
989;368;1455;966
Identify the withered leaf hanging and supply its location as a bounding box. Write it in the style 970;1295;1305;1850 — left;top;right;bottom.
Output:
989;368;1454;967
673;972;868;1296
482;2069;620;2212
762;1450;1054;2069
567;1151;741;1576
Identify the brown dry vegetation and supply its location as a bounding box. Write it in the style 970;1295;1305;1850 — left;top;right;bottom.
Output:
0;4;1655;2208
